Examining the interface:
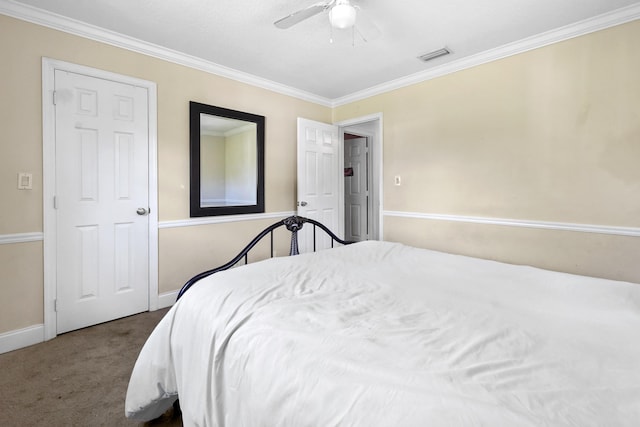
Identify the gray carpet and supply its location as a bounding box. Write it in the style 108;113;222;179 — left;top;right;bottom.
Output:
0;308;182;426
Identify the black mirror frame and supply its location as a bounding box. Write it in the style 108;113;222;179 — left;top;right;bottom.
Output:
189;101;265;217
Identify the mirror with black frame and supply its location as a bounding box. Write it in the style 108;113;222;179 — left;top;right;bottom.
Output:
189;101;265;217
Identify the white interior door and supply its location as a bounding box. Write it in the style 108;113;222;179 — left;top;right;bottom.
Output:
54;70;150;334
296;118;344;252
344;137;368;241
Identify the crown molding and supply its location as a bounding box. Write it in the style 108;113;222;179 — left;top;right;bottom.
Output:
1;0;638;108
332;4;640;107
0;0;333;107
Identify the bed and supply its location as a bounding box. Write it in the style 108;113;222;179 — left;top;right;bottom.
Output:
125;216;640;426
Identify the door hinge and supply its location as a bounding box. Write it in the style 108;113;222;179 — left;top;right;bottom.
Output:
54;299;57;312
53;195;58;209
53;91;57;105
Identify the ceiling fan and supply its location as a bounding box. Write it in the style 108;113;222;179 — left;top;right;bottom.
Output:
274;0;380;42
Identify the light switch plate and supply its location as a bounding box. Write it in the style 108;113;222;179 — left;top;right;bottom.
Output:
18;172;33;190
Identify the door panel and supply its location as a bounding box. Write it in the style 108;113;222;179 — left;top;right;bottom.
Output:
297;118;343;252
55;70;149;334
344;137;368;241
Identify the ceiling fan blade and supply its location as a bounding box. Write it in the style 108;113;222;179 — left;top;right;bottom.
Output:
274;2;332;29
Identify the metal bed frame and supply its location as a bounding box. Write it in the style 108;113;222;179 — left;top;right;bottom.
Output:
177;215;353;300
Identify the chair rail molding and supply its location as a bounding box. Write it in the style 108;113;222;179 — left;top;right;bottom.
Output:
384;211;640;238
159;211;296;229
0;232;44;244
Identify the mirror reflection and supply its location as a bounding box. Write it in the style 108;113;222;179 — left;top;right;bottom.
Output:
200;114;257;207
190;102;264;217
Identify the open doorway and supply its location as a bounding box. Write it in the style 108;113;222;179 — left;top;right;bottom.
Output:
296;114;382;244
338;114;382;241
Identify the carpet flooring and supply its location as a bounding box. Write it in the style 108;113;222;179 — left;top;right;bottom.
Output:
0;308;182;426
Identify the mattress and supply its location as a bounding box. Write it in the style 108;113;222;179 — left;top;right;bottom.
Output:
125;240;640;426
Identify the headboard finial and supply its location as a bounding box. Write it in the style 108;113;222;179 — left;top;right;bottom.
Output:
283;215;305;232
283;216;305;255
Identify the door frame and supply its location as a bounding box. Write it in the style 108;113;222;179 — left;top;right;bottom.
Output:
336;113;383;240
41;58;159;340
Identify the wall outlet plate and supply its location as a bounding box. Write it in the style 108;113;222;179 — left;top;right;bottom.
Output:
18;172;33;190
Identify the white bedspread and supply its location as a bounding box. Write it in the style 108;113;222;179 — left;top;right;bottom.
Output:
126;241;640;426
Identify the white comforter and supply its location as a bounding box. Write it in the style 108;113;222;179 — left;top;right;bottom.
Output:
126;241;640;426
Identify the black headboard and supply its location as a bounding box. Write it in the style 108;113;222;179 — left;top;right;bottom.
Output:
176;216;353;300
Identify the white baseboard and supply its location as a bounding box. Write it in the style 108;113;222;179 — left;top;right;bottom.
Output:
158;291;178;309
0;295;176;355
0;324;44;354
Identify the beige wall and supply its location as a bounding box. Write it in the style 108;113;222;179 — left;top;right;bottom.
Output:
200;134;226;202
0;14;330;333
334;20;640;283
1;13;638;335
226;128;257;203
160;219;295;294
0;242;43;332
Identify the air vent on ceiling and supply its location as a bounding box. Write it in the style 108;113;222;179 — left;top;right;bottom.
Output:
417;47;451;62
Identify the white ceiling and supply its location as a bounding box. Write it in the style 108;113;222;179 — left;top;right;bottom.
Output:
6;0;640;102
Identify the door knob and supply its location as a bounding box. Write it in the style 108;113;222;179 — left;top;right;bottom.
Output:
136;208;149;215
299;201;308;207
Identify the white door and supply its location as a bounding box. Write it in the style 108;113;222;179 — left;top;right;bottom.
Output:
54;70;150;334
296;118;344;252
344;137;368;241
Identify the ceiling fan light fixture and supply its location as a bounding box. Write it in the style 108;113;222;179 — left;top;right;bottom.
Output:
329;3;357;29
